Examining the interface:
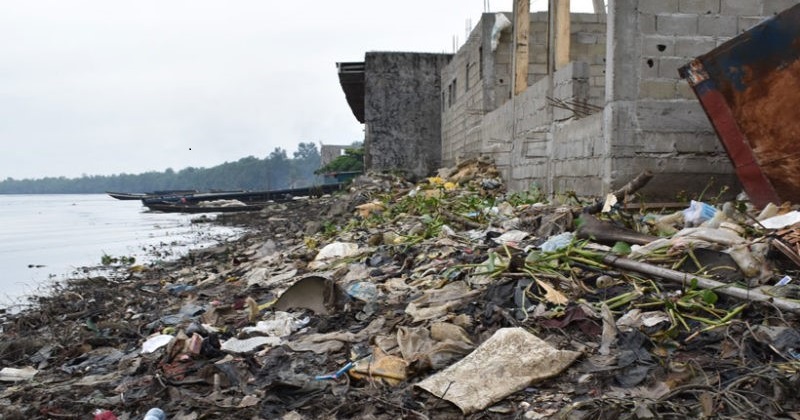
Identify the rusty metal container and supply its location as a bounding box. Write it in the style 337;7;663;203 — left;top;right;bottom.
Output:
679;5;800;208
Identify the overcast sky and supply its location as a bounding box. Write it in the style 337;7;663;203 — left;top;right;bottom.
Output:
0;0;597;180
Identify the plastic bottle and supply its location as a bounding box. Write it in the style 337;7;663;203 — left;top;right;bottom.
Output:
143;408;166;420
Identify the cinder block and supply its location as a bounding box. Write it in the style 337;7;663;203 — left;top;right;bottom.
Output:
656;13;699;35
572;22;606;33
583;44;607;60
531;45;547;60
738;16;768;33
660;56;691;79
589;64;606;77
495;52;512;64
642;56;660;79
524;139;549;158
639;80;677;99
675;37;716;58
679;0;721;14
763;0;800;15
672;132;723;152
493;152;511;167
639;0;680;13
510;160;547;179
529;64;549;75
636;100;712;131
698;15;738;37
575;32;599;44
639;13;657;34
676;80;698;99
643;35;676;56
530;11;549;22
572;13;601;23
531;30;549;45
721;0;763;15
639;132;678;153
573;61;592;79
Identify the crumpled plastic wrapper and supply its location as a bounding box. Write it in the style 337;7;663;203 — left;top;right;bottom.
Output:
416;327;581;414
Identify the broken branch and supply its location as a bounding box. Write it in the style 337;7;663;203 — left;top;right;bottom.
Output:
602;254;800;314
584;170;654;214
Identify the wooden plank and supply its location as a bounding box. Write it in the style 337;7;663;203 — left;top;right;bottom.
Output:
555;0;571;70
514;0;530;96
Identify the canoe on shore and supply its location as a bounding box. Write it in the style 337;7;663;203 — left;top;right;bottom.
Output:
144;201;266;214
107;190;197;200
141;183;345;205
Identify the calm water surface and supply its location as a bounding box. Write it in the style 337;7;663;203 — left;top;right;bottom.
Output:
0;194;244;308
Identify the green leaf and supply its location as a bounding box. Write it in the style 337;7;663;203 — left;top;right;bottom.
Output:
701;290;718;305
611;241;632;255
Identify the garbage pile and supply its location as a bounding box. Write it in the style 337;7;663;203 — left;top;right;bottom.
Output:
3;156;800;419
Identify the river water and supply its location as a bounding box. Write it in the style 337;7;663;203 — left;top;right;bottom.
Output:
0;194;244;308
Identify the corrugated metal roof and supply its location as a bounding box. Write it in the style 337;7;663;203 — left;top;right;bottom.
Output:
336;62;365;123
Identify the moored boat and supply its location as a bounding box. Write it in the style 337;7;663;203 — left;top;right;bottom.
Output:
107;190;197;200
143;200;266;213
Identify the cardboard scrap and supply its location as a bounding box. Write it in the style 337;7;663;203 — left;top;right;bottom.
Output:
416;327;581;414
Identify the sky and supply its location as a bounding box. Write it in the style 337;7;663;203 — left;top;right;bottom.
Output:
0;0;598;180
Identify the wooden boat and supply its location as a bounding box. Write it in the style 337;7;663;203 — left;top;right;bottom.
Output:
144;201;266;213
107;191;148;200
107;190;197;200
141;183;345;205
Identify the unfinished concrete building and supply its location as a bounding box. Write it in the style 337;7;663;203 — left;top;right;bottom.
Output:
337;53;452;180
339;0;799;198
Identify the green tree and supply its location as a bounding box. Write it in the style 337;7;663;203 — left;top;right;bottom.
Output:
291;142;322;187
316;143;364;175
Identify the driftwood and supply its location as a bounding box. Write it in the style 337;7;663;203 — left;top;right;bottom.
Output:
771;238;800;269
576;214;659;245
602;254;800;314
584;170;654;214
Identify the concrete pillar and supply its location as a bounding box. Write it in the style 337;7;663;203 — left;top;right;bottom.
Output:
606;0;640;102
513;0;530;95
603;0;642;190
593;0;606;15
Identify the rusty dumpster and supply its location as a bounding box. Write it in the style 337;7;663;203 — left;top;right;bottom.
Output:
679;4;800;208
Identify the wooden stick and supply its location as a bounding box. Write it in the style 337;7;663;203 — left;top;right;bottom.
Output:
584;170;654;214
440;209;484;229
602;254;800;314
576;214;659;245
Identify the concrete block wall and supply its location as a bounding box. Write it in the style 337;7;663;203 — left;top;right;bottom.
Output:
603;0;796;199
480;99;515;174
552;62;590;121
512;76;552;186
439;2;800;200
569;13;608;107
441;11;607;168
364;52;452;180
441;22;485;167
550;112;605;193
514;64;605;196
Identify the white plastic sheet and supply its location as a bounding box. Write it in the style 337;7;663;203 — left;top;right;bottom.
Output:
417;327;581;414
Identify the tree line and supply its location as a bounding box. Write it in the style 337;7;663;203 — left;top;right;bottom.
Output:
0;142;359;194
